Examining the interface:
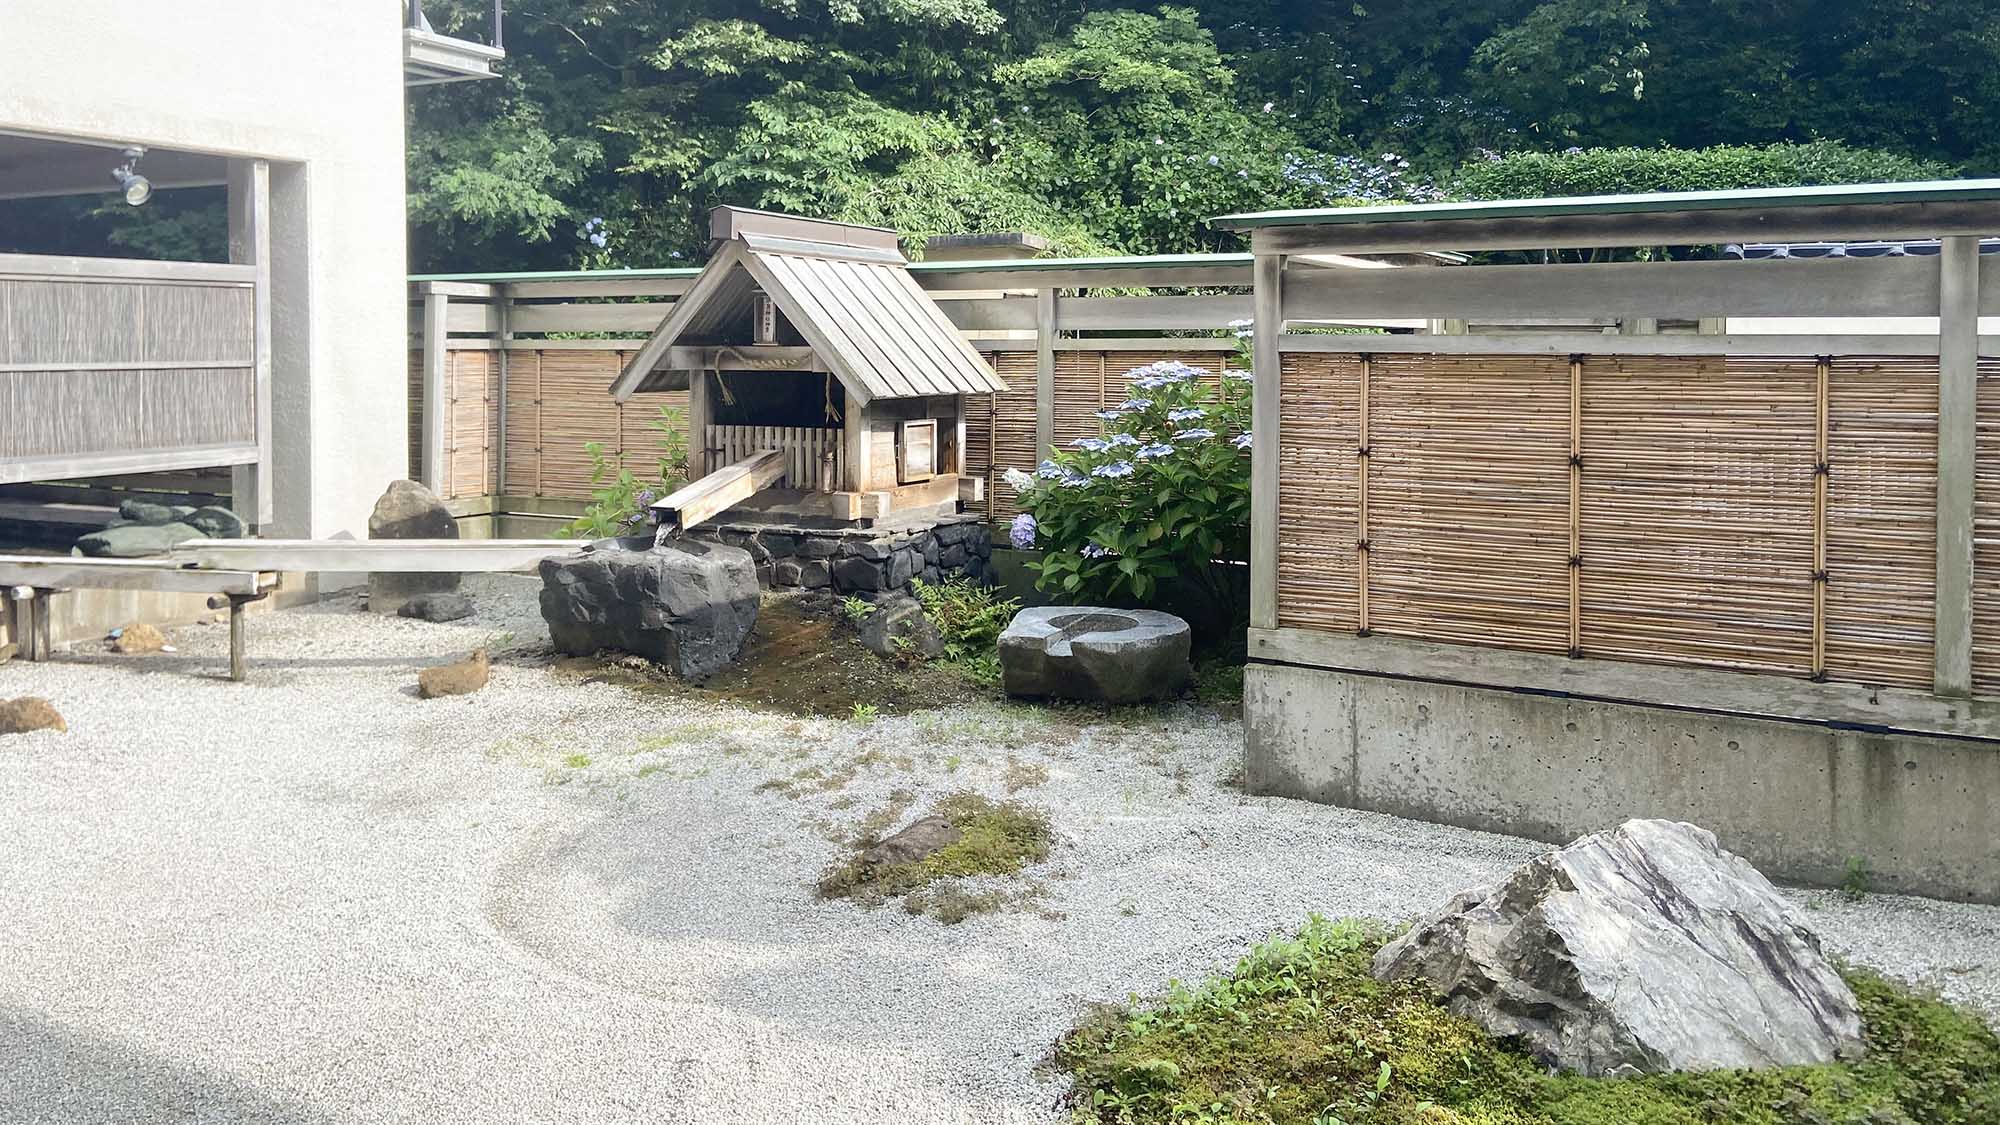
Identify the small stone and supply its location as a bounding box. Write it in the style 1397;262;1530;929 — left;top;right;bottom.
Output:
417;649;488;698
398;592;474;623
885;549;918;589
166;505;197;522
185;506;247;538
856;593;946;661
833;555;886;592
1373;819;1866;1076
74;522;204;558
773;559;805;587
939;543;968;568
797;537;842;559
861;814;960;869
116;499;175;526
845;540;892;562
111;622;167;654
0;697;66;734
797;559;833;589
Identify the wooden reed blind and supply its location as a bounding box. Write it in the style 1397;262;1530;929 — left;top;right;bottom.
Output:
1275;353;1362;631
1365;354;1573;652
1275;350;1961;691
1969;359;2000;694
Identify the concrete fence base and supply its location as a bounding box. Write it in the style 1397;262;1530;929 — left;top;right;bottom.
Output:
1244;655;2000;904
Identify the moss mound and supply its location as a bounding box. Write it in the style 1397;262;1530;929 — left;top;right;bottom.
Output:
1055;916;2000;1124
818;792;1051;920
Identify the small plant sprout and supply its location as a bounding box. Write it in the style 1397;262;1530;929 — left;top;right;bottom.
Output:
850;702;879;723
842;596;876;623
1843;855;1872;901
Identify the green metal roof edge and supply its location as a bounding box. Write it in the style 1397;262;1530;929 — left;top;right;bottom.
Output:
1211;179;2000;230
408;252;1254;285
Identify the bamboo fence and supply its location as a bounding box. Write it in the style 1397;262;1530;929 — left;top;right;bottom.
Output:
1275;350;1984;692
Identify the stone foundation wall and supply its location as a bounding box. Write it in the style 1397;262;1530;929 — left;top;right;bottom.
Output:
687;514;993;594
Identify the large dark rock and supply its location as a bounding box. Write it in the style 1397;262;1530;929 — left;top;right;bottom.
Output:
856;593;945;661
74;521;205;558
1373;819;1865;1077
185;506;247;538
999;606;1191;704
538;537;759;679
367;480;459;615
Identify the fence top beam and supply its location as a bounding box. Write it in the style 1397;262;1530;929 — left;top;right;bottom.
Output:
1216;178;2000;255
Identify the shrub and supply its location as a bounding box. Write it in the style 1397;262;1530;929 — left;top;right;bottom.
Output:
561;406;689;539
1453;141;1955;204
1007;360;1250;617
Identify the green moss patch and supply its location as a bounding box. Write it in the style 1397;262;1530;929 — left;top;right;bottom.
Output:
1055;916;2000;1125
817;791;1052;922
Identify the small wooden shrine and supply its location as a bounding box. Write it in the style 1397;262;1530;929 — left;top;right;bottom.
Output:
611;207;1005;531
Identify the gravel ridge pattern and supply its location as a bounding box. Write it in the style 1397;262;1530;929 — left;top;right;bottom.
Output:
2;575;1995;1123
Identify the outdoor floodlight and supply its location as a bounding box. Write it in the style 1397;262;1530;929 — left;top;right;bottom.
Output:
111;146;152;206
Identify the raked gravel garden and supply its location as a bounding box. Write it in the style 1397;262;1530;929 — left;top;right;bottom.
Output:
4;573;2000;1123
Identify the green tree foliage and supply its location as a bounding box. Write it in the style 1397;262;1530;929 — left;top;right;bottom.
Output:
1455;141;1957;201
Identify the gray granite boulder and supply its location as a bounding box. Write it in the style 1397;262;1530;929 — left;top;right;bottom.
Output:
538;536;759;680
998;606;1190;704
398;592;475;623
185;506;247;538
367;480;459;615
74;521;205;558
856;593;945;661
1373;819;1865;1076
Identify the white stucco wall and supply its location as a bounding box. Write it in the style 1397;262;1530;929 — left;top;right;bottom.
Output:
0;2;411;539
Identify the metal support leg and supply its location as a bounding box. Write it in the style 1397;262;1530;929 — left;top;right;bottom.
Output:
229;596;248;682
32;591;50;662
7;586;31;660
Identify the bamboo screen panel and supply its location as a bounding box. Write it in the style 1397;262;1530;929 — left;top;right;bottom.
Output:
2;277;255;469
1970;360;2000;694
1275;349;1955;689
1577;356;1817;676
962;350;1038;520
1275;353;1362;631
1823;357;1937;689
1366;355;1572;652
963;350;1243;521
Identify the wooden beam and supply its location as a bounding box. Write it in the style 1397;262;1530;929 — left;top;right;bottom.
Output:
0;556;275;597
663;345;826;372
0;443;258;487
421;290;449;492
0;252;254;285
509;301;675;334
1035;288;1056;459
1936;236;1979;697
1249;254;1284;631
1275;333;2000;357
170;538;577;573
915;265;1254;290
1282;254;1980;321
650;449;788;533
507;277;696;299
414;280;497;299
1057;294;1253;330
1247;200;2000;256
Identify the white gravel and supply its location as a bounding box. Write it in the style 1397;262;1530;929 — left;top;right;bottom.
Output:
2;574;1996;1124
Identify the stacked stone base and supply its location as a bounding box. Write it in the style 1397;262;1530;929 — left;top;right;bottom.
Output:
686;513;993;594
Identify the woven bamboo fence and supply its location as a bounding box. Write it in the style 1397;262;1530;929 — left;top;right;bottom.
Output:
406;348;688;502
1275;350;1984;692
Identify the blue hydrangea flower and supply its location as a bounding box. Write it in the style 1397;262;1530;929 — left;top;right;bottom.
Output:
636;489;656;506
1132;375;1167;390
1225;370;1254;383
1116;398;1153;411
1081;543;1119;559
1059;473;1091;489
1071;437;1111;453
1090;461;1135;479
1035;459;1067;480
1167;407;1206;423
1135;443;1175;460
1172;428;1217;442
1231;432;1253;451
1009;513;1037;550
1109;433;1140;448
1092;409;1124;422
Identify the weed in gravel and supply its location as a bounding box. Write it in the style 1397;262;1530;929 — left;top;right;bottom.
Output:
562;753;591;769
1055;915;2000;1125
1843;855;1873;901
818;792;1052;920
1004;758;1050;793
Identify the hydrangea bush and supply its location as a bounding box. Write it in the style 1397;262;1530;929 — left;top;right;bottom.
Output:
1005;361;1250;613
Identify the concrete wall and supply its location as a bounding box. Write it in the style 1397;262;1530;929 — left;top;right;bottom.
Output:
1246;660;2000;903
0;2;411;540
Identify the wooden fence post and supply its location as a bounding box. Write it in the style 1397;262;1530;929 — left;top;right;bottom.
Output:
1249;254;1285;632
1035;287;1057;459
1935;236;1979;696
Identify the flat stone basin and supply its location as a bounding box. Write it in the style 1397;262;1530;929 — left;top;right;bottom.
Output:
997;606;1191;704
